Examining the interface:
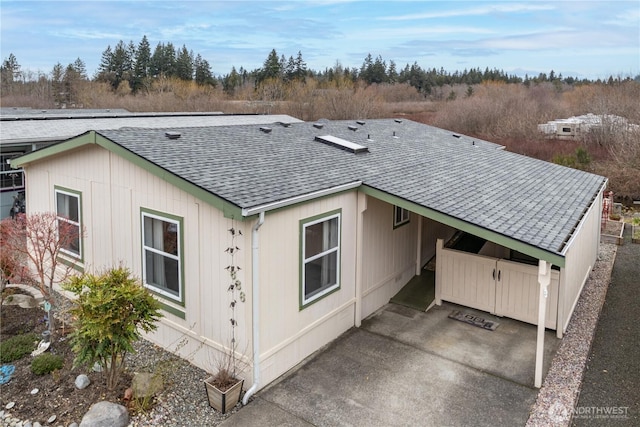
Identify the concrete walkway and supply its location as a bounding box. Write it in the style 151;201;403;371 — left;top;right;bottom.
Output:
222;302;559;427
573;226;640;426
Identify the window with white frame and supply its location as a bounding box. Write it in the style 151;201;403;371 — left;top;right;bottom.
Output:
393;205;410;228
141;210;183;303
55;188;81;258
301;211;341;307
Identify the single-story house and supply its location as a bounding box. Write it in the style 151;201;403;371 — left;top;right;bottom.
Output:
12;118;607;398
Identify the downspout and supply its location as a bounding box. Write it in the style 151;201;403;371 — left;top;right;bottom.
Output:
243;211;265;405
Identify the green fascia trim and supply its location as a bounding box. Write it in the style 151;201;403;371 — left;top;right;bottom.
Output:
158;301;186;319
299;208;343;310
361;185;566;268
13;131;244;220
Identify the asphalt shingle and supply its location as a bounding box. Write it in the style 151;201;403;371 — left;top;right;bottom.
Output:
97;119;606;257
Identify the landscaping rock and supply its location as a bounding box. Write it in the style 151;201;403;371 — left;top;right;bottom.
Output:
2;294;37;308
131;372;163;399
79;402;128;427
74;374;90;390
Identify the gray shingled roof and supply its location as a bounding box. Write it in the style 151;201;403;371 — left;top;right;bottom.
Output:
0;113;301;144
96;119;606;257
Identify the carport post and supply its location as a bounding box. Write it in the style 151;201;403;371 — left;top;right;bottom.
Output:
416;216;423;275
535;260;551;388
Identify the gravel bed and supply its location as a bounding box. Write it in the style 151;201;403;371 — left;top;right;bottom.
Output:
526;243;617;427
52;291;241;426
125;340;238;426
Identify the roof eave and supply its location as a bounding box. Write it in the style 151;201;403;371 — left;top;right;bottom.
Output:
361;184;567;268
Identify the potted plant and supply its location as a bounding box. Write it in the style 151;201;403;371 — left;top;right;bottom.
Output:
204;223;246;414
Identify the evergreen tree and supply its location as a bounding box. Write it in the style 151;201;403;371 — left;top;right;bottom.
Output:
293;51;307;81
284;55;296;81
222;66;242;95
71;58;87;79
132;35;151;93
258;49;282;83
194;54;215;86
1;53;21;93
388;60;398;83
63;63;82;104
50;63;65;105
175;45;194;81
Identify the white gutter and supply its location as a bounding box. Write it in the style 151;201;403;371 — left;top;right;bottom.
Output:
241;181;362;217
242;211;265;405
241;181;361;404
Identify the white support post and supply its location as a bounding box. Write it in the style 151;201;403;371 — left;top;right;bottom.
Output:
416;216;423;276
435;239;443;306
535;260;551;388
354;192;367;327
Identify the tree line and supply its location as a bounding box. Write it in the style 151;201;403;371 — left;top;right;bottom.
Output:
2;34;638;106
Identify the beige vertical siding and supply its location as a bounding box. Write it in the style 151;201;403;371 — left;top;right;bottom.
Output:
360;197;419;318
23;144;252;380
256;192;358;387
558;188;603;335
420;217;456;265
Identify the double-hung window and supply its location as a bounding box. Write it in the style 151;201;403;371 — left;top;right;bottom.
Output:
301;211;341;307
393;205;410;228
141;210;183;304
55;187;81;259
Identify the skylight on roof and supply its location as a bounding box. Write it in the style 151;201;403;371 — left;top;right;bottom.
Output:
315;135;368;154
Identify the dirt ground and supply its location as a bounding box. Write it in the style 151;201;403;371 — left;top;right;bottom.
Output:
0;288;131;425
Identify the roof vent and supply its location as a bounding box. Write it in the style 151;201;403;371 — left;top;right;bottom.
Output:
348;125;358;131
278;122;292;127
313;123;324;129
356;120;366;125
452;134;461;138
165;131;181;139
260;127;272;133
315;135;369;154
394;119;403;123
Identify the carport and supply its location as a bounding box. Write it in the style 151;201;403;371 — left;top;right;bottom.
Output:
362;171;607;388
223;301;560;426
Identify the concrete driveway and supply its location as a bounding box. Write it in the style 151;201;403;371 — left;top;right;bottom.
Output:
221;302;560;427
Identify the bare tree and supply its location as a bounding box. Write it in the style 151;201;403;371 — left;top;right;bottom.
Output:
0;212;82;339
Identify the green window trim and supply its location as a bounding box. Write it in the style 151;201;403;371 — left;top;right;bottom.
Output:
141;207;185;307
54;186;84;263
299;209;342;309
393;205;410;229
158;301;186;319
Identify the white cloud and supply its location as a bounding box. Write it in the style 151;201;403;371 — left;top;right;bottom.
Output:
380;3;556;21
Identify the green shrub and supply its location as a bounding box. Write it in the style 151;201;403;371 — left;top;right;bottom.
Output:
0;333;38;362
31;353;64;375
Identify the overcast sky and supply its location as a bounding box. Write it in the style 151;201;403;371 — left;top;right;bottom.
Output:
1;0;639;80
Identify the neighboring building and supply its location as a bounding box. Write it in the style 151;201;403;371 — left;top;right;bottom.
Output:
12;118;607;394
538;113;639;139
0;108;299;217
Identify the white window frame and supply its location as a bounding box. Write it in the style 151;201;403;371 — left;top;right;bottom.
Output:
301;211;341;308
141;210;183;304
55;188;82;259
393;205;410;228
